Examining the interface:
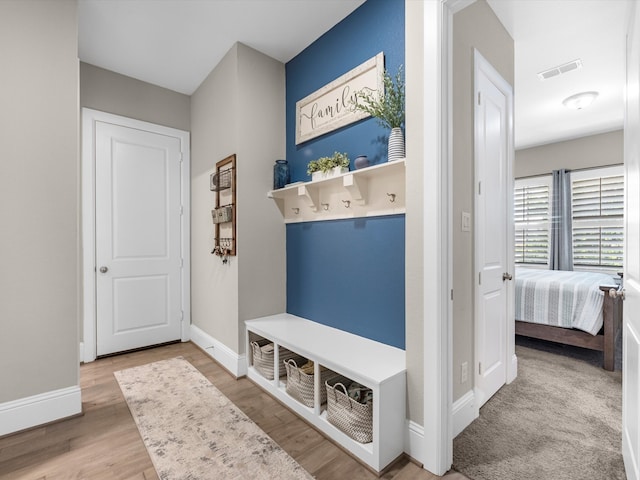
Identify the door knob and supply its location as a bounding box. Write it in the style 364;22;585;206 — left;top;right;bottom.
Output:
503;272;513;281
99;266;108;273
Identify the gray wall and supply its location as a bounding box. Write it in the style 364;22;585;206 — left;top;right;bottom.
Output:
452;0;514;401
515;130;623;178
235;44;287;348
405;0;426;426
190;43;286;354
80;62;190;131
191;44;240;351
0;0;79;402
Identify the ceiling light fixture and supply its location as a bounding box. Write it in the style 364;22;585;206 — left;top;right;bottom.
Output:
562;91;599;110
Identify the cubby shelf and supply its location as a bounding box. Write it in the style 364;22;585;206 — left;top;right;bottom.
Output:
268;159;406;223
245;313;406;473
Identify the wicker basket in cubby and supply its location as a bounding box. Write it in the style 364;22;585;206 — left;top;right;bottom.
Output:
325;375;373;443
284;358;335;408
250;341;303;380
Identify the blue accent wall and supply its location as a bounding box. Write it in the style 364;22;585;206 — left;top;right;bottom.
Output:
285;0;405;349
287;216;405;349
286;0;405;182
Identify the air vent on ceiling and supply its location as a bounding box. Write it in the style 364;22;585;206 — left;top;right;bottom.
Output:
537;59;583;81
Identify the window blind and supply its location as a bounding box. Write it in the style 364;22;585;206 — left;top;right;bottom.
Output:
572;171;624;268
514;181;551;264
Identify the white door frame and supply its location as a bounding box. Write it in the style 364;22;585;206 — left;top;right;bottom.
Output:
81;108;191;363
419;0;474;474
623;2;640;478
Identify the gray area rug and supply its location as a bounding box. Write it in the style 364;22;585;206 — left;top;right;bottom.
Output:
114;357;314;480
453;340;624;480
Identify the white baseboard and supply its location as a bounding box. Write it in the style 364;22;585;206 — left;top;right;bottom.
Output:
452;389;478;438
0;386;82;436
508;353;518;384
405;419;426;465
190;325;247;377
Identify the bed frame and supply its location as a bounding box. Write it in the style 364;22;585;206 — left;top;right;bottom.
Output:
515;283;623;371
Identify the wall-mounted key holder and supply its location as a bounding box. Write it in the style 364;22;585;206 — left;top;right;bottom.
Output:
212;154;236;258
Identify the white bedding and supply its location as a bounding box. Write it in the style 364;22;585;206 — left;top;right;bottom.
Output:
515;267;617;335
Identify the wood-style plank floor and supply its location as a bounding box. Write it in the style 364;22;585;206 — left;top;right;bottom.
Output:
0;342;468;480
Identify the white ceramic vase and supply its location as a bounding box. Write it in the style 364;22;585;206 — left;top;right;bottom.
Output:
388;127;405;162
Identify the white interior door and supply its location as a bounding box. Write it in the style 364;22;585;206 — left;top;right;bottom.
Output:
95;121;184;356
474;50;514;407
623;4;640;479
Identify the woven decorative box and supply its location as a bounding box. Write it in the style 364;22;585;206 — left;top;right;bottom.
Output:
325;376;373;443
250;341;303;380
284;359;334;408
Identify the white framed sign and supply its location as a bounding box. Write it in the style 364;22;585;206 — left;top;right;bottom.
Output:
295;52;384;145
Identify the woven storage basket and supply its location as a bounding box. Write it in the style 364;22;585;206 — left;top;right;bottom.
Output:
326;376;373;443
250;341;303;380
284;359;334;408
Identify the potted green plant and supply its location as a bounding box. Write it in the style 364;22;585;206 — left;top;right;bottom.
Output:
354;65;405;162
307;152;350;181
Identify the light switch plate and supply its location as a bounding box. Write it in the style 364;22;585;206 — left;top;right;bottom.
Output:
461;212;471;232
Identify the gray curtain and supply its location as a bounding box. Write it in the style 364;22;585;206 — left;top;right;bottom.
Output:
550;168;573;270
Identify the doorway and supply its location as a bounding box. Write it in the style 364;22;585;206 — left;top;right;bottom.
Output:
82;109;191;362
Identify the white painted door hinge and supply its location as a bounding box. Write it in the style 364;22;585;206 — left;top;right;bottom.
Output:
478;362;483;375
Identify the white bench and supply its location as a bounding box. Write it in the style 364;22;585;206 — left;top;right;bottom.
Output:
245;313;406;473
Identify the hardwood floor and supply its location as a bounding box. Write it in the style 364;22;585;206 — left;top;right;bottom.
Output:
0;342;467;480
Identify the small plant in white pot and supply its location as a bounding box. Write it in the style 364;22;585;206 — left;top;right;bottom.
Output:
354;65;405;162
307;152;350;181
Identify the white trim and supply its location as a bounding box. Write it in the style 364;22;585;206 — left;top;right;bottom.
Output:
452;390;478;438
404;420;426;465
81;108;190;362
509;352;518;384
190;325;247;378
420;0;462;474
0;386;81;436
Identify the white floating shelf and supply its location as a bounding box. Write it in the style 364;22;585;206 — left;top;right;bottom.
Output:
268;159;406;222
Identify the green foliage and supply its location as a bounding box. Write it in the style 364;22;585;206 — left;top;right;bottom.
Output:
355;65;405;130
307;151;350;176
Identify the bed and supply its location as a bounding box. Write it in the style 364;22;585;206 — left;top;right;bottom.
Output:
514;267;623;371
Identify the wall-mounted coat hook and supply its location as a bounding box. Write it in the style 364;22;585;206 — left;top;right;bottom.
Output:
292;207;300;214
387;193;396;203
342;200;351;208
321;203;330;211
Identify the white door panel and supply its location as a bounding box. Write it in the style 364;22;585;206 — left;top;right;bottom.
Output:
474;50;514;407
95;122;183;356
624;4;640;478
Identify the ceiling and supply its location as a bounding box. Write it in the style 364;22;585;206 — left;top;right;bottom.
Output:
78;0;631;150
487;0;631;149
78;0;366;96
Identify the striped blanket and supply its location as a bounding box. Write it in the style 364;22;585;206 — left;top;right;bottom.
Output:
515;267;618;335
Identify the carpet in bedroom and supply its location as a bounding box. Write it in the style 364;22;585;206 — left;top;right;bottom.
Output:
453;341;624;480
